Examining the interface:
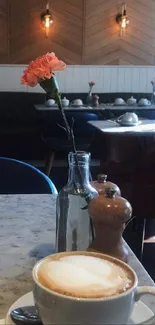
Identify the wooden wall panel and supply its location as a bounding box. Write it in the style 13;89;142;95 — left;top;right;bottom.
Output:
0;0;8;63
0;0;155;65
10;0;83;64
83;0;155;65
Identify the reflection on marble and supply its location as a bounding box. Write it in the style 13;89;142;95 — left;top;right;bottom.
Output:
0;195;56;318
0;194;154;319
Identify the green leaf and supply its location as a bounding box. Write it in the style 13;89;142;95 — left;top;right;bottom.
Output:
40;76;60;100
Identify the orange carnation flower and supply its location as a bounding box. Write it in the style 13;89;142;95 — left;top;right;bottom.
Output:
21;52;66;87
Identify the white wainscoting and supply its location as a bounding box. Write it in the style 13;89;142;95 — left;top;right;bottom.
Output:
0;65;155;94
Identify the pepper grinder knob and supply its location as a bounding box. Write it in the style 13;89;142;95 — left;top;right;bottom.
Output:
97;174;107;183
105;188;117;198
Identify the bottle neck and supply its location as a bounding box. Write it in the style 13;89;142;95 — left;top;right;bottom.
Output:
67;151;90;188
68;163;90;187
67;152;98;201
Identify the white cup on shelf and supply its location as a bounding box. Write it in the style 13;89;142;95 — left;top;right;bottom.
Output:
71;99;83;106
45;99;55;107
115;98;125;105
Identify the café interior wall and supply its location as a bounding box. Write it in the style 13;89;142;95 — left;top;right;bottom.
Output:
0;0;154;93
0;65;154;94
0;0;155;65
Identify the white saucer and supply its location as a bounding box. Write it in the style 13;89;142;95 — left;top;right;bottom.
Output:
114;103;127;106
71;105;83;108
5;292;154;325
118;121;142;127
138;104;152;107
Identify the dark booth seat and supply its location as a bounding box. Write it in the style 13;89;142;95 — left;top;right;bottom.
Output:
0;93;99;168
41;111;99;176
0;92;46;160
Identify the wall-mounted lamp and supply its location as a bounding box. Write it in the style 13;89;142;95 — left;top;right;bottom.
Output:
41;2;53;38
116;3;129;34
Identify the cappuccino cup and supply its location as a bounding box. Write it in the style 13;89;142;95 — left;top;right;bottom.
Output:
33;251;155;325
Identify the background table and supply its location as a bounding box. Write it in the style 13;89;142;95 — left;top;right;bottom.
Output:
88;119;155;135
0;195;154;319
35;104;104;112
35;104;155;112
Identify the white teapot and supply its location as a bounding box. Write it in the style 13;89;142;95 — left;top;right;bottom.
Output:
116;112;139;126
127;96;137;105
61;97;70;107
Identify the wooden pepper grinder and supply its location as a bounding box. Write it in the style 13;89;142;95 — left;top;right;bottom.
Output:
91;174;121;196
88;188;132;263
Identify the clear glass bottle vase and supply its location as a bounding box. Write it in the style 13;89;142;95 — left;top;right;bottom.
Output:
55;151;98;252
86;90;93;105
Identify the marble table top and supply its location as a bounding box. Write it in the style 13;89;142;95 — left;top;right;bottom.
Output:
88;119;155;135
0;194;155;319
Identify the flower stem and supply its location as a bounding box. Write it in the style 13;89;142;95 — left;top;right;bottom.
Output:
57;96;83;181
56;95;92;203
56;96;71;139
40;76;95;240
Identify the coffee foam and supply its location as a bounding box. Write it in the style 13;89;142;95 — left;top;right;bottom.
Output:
37;254;133;298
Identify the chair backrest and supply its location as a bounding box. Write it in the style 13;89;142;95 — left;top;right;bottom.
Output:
43;112;99;138
0;157;57;194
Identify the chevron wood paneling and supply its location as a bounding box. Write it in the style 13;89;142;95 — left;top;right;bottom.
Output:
83;0;155;65
1;0;155;65
0;0;8;63
10;0;83;64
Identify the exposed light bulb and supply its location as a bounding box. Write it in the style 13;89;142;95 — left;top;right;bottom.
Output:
121;17;127;29
41;2;53;38
116;3;129;36
45;16;51;28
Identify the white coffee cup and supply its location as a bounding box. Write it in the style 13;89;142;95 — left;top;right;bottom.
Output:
115;98;125;105
117;112;139;126
138;98;151;106
33;251;155;325
45;99;55;107
71;99;83;106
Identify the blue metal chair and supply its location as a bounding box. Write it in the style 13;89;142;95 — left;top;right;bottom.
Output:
0;157;57;194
